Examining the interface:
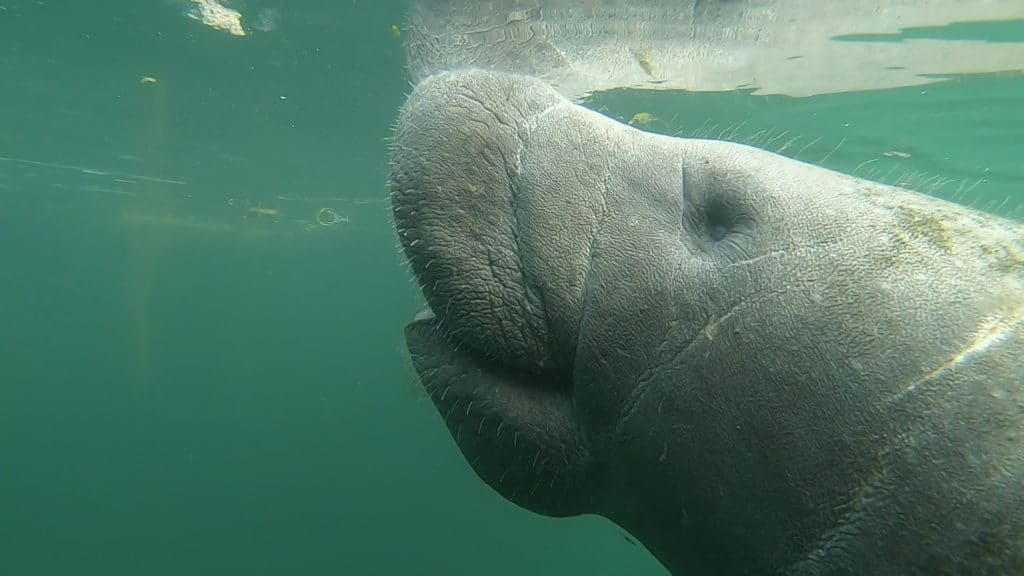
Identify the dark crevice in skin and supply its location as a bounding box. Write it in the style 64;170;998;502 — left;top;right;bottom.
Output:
615;162;698;432
501;95;560;378
578;137;613;343
617;308;696;431
508;154;552;370
451;85;556;377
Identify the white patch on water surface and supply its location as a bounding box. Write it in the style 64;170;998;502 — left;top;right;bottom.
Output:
183;0;246;36
406;0;1024;98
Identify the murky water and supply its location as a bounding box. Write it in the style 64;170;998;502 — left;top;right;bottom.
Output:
0;2;1020;574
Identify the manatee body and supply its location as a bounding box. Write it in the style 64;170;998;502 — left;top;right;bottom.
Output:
389;69;1024;575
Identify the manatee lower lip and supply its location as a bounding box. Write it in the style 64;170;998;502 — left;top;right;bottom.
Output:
402;314;590;517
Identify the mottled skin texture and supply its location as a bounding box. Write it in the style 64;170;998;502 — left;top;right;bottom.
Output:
389;69;1024;576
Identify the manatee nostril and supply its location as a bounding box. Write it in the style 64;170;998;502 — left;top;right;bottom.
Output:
706;214;730;241
708;221;729;241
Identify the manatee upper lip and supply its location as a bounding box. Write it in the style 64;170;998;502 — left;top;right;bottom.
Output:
393;188;559;379
390;71;589;384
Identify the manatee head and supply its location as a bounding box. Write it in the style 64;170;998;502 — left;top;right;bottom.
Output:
389;69;1024;575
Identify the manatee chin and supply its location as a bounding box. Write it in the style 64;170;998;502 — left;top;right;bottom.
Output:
390;69;1024;575
401;317;593;517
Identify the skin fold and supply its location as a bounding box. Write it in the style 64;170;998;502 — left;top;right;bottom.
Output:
390;69;1024;576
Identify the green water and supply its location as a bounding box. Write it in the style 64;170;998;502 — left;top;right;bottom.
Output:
0;2;1020;575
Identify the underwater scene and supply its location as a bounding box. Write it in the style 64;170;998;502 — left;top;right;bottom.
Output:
1;1;1022;574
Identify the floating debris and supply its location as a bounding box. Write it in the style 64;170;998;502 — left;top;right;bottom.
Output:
315;207;350;227
180;1;281;36
628;112;655;126
245;202;281;220
184;0;246;36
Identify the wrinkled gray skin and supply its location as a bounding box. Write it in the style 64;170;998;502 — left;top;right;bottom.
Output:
389;69;1024;576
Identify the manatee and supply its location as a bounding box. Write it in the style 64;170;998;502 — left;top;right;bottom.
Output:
389;69;1024;575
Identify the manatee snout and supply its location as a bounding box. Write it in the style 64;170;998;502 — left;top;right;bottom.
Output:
390;71;593;380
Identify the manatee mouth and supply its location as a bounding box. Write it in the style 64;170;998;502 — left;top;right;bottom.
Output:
397;237;569;394
397;258;590;516
389;112;575;389
393;181;574;387
387;70;593;516
391;150;588;518
401;305;565;405
393;179;576;403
